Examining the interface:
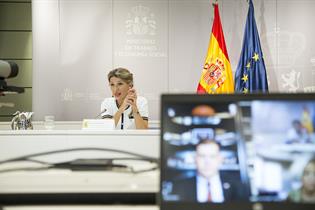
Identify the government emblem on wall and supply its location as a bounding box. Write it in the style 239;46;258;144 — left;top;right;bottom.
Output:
126;5;156;36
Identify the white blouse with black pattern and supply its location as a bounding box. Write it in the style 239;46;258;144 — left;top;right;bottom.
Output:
100;96;149;129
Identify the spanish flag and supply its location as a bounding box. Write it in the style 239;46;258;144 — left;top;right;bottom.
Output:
197;2;234;94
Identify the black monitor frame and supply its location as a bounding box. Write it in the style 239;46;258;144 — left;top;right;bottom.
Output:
160;93;315;210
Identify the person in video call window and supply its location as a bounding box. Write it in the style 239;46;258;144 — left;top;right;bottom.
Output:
288;158;315;203
172;139;247;203
286;119;310;144
100;68;148;129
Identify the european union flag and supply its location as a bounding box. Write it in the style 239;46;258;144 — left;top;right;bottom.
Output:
235;0;268;93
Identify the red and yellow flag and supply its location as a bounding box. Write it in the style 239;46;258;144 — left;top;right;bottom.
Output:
197;3;234;94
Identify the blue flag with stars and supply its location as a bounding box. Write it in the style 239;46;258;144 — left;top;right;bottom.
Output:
235;0;268;93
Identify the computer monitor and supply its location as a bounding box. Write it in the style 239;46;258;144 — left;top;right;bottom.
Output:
160;93;315;210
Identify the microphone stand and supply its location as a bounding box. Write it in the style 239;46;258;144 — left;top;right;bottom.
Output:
94;108;107;119
0;79;24;95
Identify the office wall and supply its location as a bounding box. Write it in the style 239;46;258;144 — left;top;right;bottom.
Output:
32;0;315;121
0;0;32;121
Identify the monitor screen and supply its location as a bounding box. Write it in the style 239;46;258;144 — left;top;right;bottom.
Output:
160;93;315;210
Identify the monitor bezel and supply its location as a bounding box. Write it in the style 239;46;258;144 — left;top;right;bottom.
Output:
160;93;315;210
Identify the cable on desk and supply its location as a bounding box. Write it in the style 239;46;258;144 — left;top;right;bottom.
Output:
0;147;159;174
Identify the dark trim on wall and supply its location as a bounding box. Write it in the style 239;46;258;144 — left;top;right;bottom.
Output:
0;58;32;60
0;30;32;32
0;115;14;117
0;1;31;3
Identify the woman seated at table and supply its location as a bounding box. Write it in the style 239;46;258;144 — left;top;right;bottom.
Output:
101;68;148;129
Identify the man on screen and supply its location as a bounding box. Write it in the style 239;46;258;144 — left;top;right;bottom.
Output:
172;139;248;202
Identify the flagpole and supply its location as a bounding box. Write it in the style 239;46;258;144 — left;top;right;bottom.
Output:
212;0;218;22
211;0;218;23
